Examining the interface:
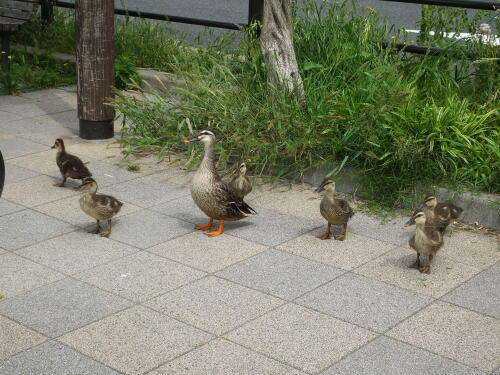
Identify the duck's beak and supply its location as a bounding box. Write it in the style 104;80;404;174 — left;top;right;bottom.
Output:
419;201;426;209
182;136;200;143
51;144;56;149
315;185;324;193
404;217;415;227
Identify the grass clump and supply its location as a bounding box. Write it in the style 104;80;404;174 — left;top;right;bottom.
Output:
0;49;75;94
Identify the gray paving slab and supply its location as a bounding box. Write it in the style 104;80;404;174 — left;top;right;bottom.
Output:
59;305;212;375
0;210;75;251
148;231;267;273
151;194;206;224
0;109;23;122
0;94;31;106
76;251;205;302
16;232;139;275
0;136;48;159
387;301;500;372
145;276;284;334
297;273;433;333
217;249;344;300
492;367;500;375
226;303;376;374
0;199;24;216
100;176;188;208
4;163;40;184
0;278;132;338
0;341;120;375
442;263;500;318
103;209;194;249
79;160;142;187
0;253;65;298
223;208;320;247
354;247;482;298
0;101;72;118
18;123;80;148
349;214;411;246
321;336;486;375
440;230;500;270
2;175;78;207
0;315;47;360
152;339;306;375
19;88;73;100
277;227;397;270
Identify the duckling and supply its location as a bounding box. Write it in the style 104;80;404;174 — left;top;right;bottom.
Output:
420;193;463;233
186;129;256;237
406;209;444;274
79;177;123;237
230;162;252;200
315;178;354;240
51;138;92;187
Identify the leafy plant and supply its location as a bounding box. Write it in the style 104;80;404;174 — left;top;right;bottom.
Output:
115;55;141;90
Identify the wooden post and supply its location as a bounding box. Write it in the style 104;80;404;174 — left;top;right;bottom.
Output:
75;0;115;140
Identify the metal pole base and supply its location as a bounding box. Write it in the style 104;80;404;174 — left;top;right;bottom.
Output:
79;119;114;140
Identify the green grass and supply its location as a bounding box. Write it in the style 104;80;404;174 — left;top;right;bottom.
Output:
13;4;500;206
0;48;76;94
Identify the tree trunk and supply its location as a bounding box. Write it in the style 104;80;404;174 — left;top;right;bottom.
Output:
260;0;304;102
75;0;115;139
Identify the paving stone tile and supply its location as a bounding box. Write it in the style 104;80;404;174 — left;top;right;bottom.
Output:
223;208;320;247
387;301;500;372
440;230;500;270
35;195;141;228
491;368;500;375
0;94;31;106
277;228;397;270
248;182;324;222
0;315;47;360
442;262;500;318
80;161;142;187
0;135;48;159
354;247;482;298
2;175;78;207
349;214;411;246
297;273;433;332
226;303;376;374
0;109;23;122
64;141;123;162
16;232;138;275
100;176;188;208
104;209;194;249
0;253;65;298
148;231;267;272
151;194;206;224
0;210;75;251
322;336;486;375
76;251;205;302
0;199;24;216
0;101;71;118
4;163;40;184
59;305;212;375
0;278;132;338
145;276;284;334
0;341;120;375
217;249;344;300
152;339;306;375
18;123;80;147
0;248;5;255
19;88;73;100
8;149;66;175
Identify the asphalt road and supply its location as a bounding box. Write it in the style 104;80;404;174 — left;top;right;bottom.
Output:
113;0;424;40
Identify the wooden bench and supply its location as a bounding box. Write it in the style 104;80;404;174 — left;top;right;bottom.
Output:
0;0;36;70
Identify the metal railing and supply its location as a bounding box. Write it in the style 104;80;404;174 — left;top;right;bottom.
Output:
39;0;263;30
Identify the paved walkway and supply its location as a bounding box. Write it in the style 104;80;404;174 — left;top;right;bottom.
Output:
0;88;499;375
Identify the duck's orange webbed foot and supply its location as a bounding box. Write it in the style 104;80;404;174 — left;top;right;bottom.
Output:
195;218;213;231
205;220;224;237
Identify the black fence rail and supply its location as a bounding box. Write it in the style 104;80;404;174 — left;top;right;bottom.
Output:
381;0;498;10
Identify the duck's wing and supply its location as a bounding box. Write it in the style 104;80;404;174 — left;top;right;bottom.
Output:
218;181;257;216
61;153;92;177
334;198;354;218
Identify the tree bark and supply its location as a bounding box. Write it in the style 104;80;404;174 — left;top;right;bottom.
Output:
260;0;304;102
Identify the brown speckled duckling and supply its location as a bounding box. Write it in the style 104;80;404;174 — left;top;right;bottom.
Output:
230;162;252;201
52;138;91;187
79;177;123;237
406;209;444;274
315;178;354;240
